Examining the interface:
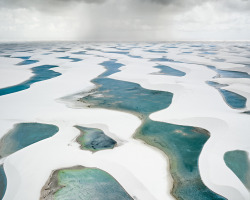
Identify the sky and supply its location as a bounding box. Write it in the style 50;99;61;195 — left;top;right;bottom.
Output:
0;0;250;41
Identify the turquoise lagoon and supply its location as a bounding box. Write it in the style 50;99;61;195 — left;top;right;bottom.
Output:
0;123;59;158
0;65;61;96
71;51;86;55
75;126;117;152
150;57;176;62
207;81;246;109
206;65;249;109
206;65;250;79
81;77;173;118
42;166;133;200
153;65;186;77
224;150;250;191
17;59;39;65
99;60;124;78
57;56;82;62
0;165;7;200
14;56;31;60
76;60;226;199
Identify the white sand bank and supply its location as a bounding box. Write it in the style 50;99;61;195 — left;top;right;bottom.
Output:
1;43;250;200
109;50;250;200
0;51;173;200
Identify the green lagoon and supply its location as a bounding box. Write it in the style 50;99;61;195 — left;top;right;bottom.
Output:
224;150;250;191
0;123;59;158
41;166;133;200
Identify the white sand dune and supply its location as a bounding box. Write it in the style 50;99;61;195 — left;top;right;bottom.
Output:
0;43;249;200
109;47;250;200
0;57;33;88
0;51;173;200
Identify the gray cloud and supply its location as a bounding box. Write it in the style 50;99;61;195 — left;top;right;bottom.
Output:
0;0;249;41
1;0;250;13
0;0;106;10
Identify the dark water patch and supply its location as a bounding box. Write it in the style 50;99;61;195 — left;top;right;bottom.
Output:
218;70;250;79
105;51;130;55
0;123;59;158
99;60;124;77
207;65;250;79
0;65;61;96
17;59;39;65
190;45;203;48
150;57;181;63
243;111;250;114
220;89;246;109
1;55;11;58
128;55;142;58
207;65;250;83
154;65;186;77
103;50;142;58
57;56;82;62
211;58;226;62
115;47;131;51
75;126;117;152
85;47;96;51
207;81;246;109
40;166;133;200
182;52;193;54
14;56;31;60
207;81;227;88
16;49;34;53
224;150;250;191
200;52;217;55
146;50;167;53
0;165;7;200
71;51;86;55
51;50;66;53
58;47;71;51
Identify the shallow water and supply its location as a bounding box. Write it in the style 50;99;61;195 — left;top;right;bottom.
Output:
0;65;61;96
154;65;186;77
150;57;176;62
57;56;82;62
0;165;7;200
136;118;225;200
0;123;59;158
224;150;250;191
147;50;167;53
220;89;246;109
14;56;31;60
75;126;117;152
17;59;39;65
207;81;246;109
42;166;133;200
106;51;130;55
71;51;86;55
77;59;225;200
80;78;173;118
207;65;250;79
99;60;124;78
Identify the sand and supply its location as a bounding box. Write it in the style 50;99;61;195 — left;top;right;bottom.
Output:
0;42;249;200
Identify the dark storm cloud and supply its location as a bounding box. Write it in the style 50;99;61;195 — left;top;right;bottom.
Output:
0;0;249;41
149;0;250;12
1;0;250;13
